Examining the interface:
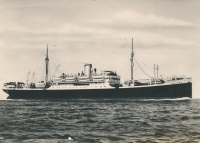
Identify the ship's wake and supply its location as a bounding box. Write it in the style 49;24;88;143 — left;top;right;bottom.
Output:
146;97;191;101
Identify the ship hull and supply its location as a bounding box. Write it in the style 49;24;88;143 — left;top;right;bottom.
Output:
3;83;192;99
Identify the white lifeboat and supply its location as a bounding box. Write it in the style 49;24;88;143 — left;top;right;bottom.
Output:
92;75;104;82
78;76;89;80
92;75;104;79
78;76;90;82
53;77;62;83
35;82;45;88
5;85;15;88
65;77;75;80
63;77;75;83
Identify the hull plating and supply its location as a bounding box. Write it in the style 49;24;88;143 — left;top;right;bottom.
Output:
4;83;192;99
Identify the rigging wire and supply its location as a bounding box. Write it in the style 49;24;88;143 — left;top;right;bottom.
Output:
122;54;131;81
41;64;45;81
50;59;60;68
50;48;58;59
35;53;43;73
31;53;45;82
135;53;154;73
49;51;82;67
48;50;63;77
153;55;181;75
134;52;168;78
49;62;51;80
93;42;128;64
136;59;140;79
28;51;39;71
134;57;152;78
48;42;129;71
49;65;60;80
123;62;130;81
136;42;181;75
120;53;131;75
135;50;175;76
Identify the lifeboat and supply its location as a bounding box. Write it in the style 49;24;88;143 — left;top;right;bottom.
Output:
91;75;104;82
78;76;89;80
5;85;15;88
63;77;75;83
78;79;90;83
78;76;90;83
35;82;45;88
92;75;104;79
53;77;62;83
65;77;75;80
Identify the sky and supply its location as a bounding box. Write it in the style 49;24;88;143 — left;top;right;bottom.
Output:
0;0;199;99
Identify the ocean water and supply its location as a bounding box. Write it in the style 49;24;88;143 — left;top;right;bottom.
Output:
0;98;200;143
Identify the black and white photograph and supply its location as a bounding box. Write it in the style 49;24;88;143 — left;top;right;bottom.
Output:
0;0;199;142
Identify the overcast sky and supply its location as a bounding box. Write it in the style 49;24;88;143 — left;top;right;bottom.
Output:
0;0;199;99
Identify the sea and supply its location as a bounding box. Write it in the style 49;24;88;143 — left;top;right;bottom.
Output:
0;98;200;143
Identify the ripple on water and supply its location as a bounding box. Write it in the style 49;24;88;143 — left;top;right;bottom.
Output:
0;98;200;142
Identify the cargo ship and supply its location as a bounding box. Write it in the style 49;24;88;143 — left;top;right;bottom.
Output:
2;39;192;99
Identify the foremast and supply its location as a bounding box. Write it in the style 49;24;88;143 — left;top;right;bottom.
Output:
130;38;134;84
45;45;49;83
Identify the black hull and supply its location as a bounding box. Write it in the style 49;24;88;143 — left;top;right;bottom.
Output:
4;83;192;99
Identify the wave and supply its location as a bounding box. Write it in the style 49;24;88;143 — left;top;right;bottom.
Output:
140;97;191;101
157;97;191;101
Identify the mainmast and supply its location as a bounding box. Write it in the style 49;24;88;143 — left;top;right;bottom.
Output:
131;38;134;83
45;45;49;83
